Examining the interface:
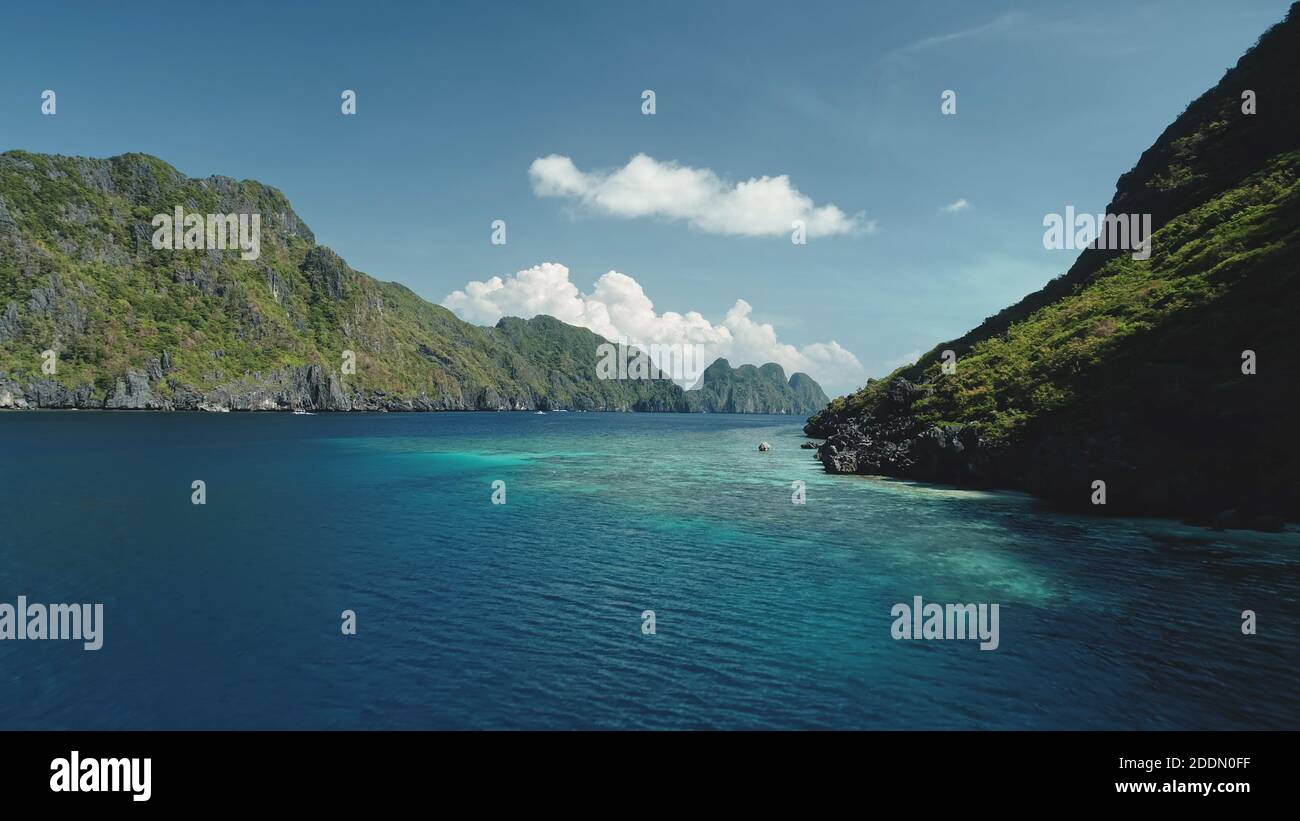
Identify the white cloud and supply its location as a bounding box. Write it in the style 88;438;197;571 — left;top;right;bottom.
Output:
442;262;866;395
529;153;869;238
941;198;971;213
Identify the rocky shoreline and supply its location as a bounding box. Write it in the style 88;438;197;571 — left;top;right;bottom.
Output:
0;364;673;413
0;362;778;413
806;377;989;484
805;377;1290;533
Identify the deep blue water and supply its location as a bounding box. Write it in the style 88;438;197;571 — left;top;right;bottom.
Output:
0;411;1297;729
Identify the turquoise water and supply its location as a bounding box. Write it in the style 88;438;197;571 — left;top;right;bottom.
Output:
0;411;1297;729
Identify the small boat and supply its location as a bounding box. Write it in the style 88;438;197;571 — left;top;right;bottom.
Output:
293;408;314;416
535;410;546;415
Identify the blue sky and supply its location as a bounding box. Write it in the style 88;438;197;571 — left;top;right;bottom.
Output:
1;0;1291;394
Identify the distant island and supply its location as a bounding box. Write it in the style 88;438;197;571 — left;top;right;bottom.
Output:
0;151;824;415
685;359;827;415
805;6;1300;528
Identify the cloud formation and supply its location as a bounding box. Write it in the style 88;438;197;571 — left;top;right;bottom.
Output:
941;198;971;213
442;262;865;394
529;153;869;238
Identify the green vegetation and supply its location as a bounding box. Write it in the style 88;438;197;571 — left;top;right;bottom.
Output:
821;151;1299;447
0;151;679;411
808;4;1300;522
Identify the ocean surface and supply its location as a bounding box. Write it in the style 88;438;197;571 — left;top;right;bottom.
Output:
0;411;1296;729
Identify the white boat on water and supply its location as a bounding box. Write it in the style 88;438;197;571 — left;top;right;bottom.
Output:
535;411;546;415
292;408;314;416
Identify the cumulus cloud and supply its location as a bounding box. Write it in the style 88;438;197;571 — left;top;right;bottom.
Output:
529;154;869;238
941;198;971;213
442;262;866;394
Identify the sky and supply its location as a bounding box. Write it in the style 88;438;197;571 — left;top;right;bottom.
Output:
0;0;1291;395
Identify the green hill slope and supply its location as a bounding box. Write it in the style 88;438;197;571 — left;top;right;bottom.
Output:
0;151;681;412
806;4;1300;527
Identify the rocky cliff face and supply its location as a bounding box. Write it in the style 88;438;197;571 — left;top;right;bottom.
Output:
0;151;684;412
684;358;828;414
806;5;1300;528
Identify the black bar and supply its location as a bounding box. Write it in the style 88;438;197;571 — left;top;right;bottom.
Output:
1;730;1287;807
